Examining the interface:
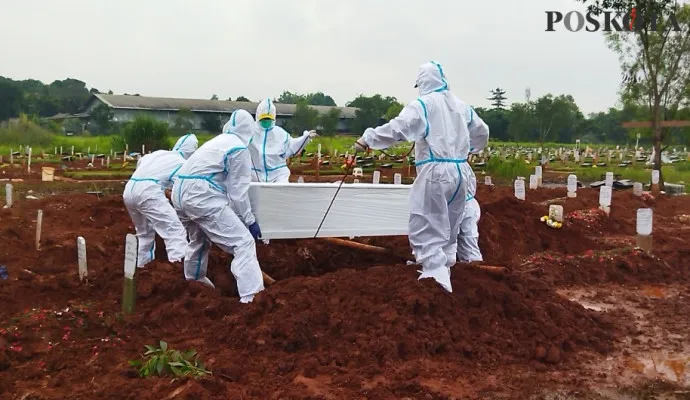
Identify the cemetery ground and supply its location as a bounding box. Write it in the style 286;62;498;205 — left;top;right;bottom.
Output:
1;153;690;398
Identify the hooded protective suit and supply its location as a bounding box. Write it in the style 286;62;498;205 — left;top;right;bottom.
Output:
457;112;489;263
358;61;488;292
457;167;483;262
249;98;315;183
172;110;264;303
123;134;198;267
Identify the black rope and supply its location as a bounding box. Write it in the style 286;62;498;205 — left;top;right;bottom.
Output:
313;151;358;238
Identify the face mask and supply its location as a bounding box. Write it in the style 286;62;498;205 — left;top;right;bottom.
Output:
259;119;274;129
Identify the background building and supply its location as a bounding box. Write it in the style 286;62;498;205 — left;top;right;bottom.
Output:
72;94;358;133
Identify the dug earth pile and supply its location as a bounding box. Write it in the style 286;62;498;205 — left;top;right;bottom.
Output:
1;186;689;398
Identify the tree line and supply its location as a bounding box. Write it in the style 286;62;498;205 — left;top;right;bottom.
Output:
2;76;689;144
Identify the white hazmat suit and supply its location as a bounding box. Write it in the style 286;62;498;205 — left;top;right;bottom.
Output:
249;98;316;183
456;111;489;263
123;134;198;267
172;110;264;303
457;168;483;262
356;61;488;292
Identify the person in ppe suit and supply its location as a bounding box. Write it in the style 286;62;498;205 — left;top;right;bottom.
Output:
457;116;490;263
123;133;199;267
172;109;264;303
354;61;489;293
249;97;318;183
457;167;483;263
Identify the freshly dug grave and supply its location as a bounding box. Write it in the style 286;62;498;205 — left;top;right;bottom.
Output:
1;189;690;398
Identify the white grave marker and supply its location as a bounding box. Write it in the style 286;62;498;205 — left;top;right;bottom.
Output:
373;170;380;184
77;236;87;281
107;156;110;167
636;208;653;236
27;147;32;173
71;145;74;156
529;175;538;190
567;174;577;198
651;170;660;184
394;173;402;184
35;210;43;250
599;186;612;215
549;205;564;222
514;179;525;200
297;176;304;183
122;234;138;313
633;182;643;196
9;148;13;165
605;172;614;187
535;166;543;187
4;184;13;208
484;176;492;186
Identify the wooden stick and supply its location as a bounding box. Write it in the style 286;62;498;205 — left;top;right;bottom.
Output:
262;270;276;286
321;237;414;261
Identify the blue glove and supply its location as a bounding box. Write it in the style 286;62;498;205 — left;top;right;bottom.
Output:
248;222;262;240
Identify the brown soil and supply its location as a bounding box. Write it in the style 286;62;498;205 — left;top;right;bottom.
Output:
1;184;689;398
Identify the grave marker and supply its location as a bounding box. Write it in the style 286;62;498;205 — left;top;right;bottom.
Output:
77;236;87;281
394;173;402;184
35;210;43;250
599;186;612;215
567;174;577;198
514;179;525;200
122;234;138;314
4;184;12;208
373;170;380;184
636;208;653;252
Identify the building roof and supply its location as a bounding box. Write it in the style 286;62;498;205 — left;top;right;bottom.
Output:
88;93;358;118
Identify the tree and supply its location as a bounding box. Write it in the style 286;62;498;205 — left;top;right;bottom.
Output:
286;101;319;134
275;91;337;106
90;88;100;94
307;92;337;106
488;88;507;109
346;94;399;132
384;102;404;121
0;79;24;121
592;1;690;185
532;94;584;143
477;107;510;141
108;90;113;95
235;96;251;102
319;108;341;136
507;102;538;142
122;115;170;151
210;94;218;100
173;107;195;133
89;104;114;134
226;96;232;101
201;113;222;132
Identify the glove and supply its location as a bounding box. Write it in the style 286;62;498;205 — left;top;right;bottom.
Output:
248;222;262;240
354;138;368;152
303;130;318;138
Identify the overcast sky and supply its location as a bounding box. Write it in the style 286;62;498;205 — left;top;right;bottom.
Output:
1;0;626;114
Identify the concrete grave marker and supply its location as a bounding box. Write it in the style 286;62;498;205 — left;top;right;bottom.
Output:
599;186;612;215
77;237;87;281
567;174;577;198
35;210;43;250
514;179;525;200
122;234;138;314
4;184;12;208
636;208;653;252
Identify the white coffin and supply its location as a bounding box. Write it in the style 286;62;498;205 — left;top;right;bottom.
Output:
248;183;411;239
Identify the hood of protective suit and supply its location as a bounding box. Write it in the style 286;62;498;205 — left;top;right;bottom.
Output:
415;61;449;95
172;133;198;159
222;109;255;144
256;98;277;121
